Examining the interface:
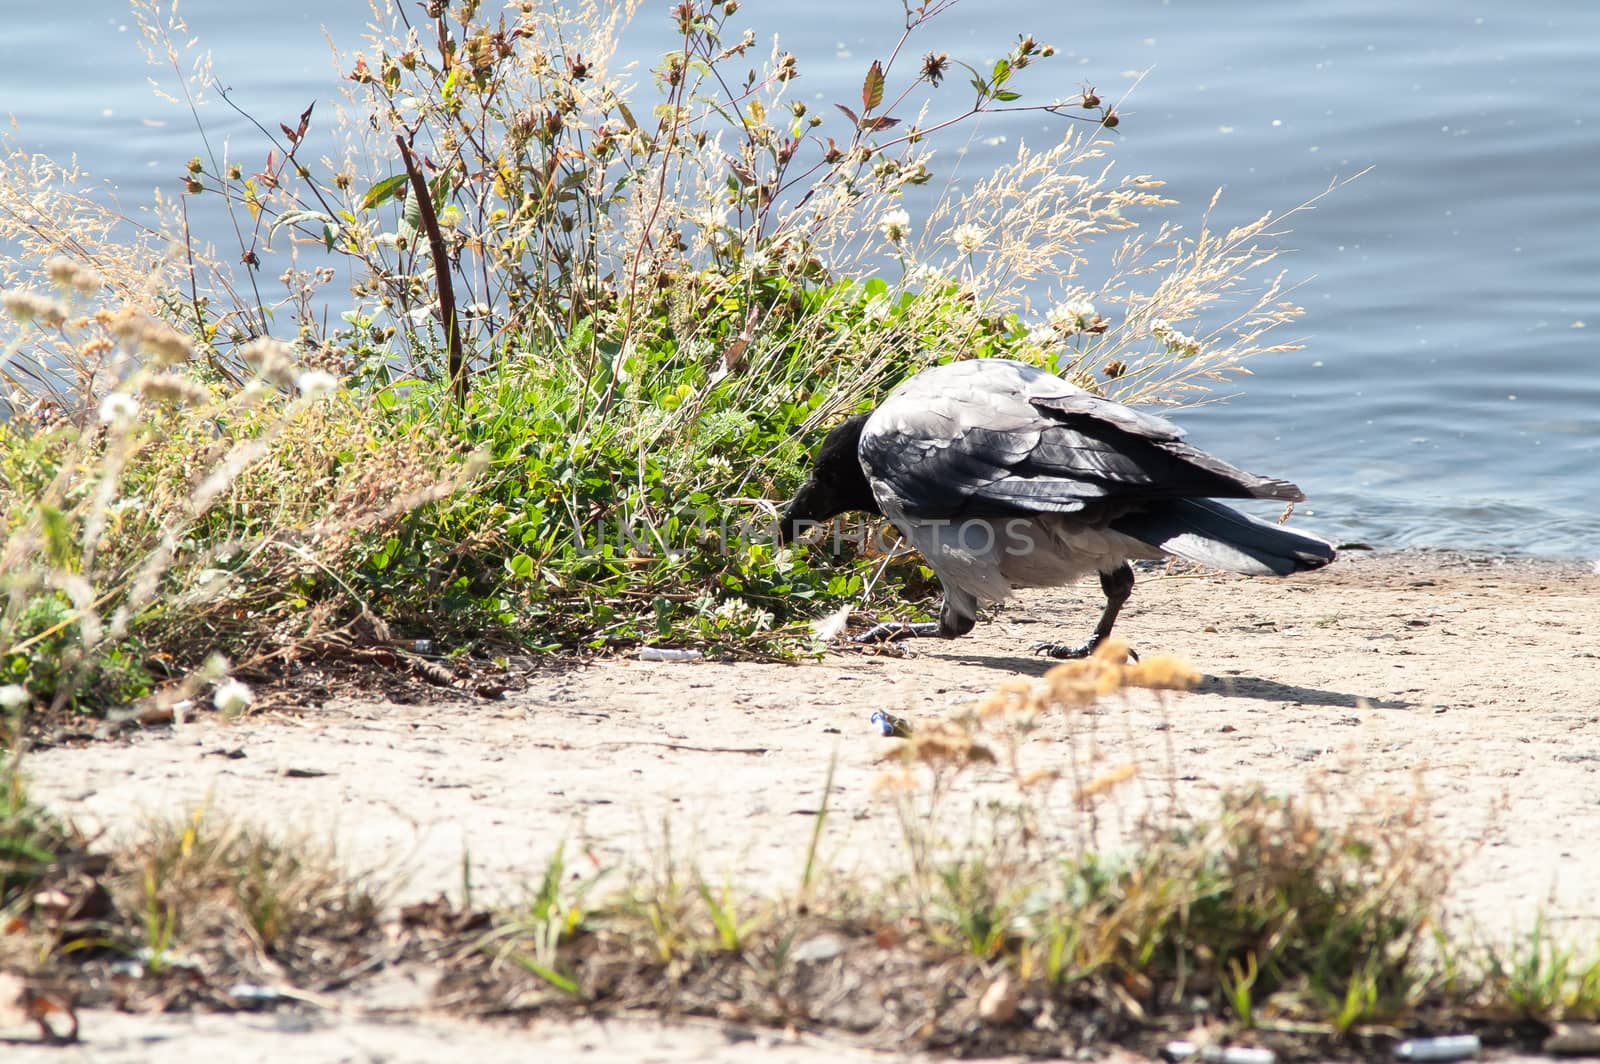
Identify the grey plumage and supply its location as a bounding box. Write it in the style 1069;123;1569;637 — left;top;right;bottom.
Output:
780;358;1335;657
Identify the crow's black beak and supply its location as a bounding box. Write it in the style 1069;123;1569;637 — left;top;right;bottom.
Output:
776;480;821;547
775;498;804;547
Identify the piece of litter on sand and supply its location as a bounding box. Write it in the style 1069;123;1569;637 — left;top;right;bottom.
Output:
870;710;913;738
227;983;285;1009
638;647;703;662
1394;1035;1480;1061
1163;1044;1276;1064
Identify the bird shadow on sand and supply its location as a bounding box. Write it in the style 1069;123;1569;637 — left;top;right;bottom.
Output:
1194;674;1412;711
943;651;1413;711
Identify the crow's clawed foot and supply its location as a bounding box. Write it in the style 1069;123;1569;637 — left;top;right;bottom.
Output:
1030;639;1140;662
1030;639;1092;660
853;620;942;644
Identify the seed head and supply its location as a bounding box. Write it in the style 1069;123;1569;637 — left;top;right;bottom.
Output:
240;337;300;388
44;256;103;293
138;372;211;407
3;290;69;328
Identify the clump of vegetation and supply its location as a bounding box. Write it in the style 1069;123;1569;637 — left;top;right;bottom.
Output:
1;753;84;911
113;809;385;991
1;0;1317;718
1;777;385;1029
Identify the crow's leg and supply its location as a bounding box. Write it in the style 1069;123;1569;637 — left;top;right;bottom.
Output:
1032;563;1139;661
854;595;976;644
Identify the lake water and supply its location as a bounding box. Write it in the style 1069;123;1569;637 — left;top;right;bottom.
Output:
5;2;1597;559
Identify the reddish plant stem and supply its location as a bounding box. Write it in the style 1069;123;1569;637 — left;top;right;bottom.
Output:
396;135;467;406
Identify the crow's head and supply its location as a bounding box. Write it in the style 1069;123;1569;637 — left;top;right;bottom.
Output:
778;412;881;545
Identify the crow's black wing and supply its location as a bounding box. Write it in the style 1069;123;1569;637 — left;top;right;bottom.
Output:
859;359;1302;520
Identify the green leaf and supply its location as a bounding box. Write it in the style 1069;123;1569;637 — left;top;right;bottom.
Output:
993;90;1021;102
267;208;334;247
861;59;885;112
360;174;408;210
429;170;451;210
400;188;422;242
991;58;1012;85
510;952;582;997
322;221;338;251
38;505;72;567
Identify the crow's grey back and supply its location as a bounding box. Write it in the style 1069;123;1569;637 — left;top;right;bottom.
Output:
857;359;1303;521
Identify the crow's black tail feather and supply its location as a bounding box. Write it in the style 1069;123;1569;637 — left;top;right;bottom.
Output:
1113;498;1336;576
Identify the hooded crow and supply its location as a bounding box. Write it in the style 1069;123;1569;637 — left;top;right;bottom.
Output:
778;358;1335;657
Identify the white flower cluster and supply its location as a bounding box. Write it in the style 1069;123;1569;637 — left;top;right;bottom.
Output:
297;369;339;401
213;677;255;714
98;392;140;426
878;208;911;244
707;595;774;632
1150;317;1202;356
950;222;987;255
1047;295;1098;337
693;202;733;249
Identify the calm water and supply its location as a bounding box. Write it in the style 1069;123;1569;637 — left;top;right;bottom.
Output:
5;2;1598;558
